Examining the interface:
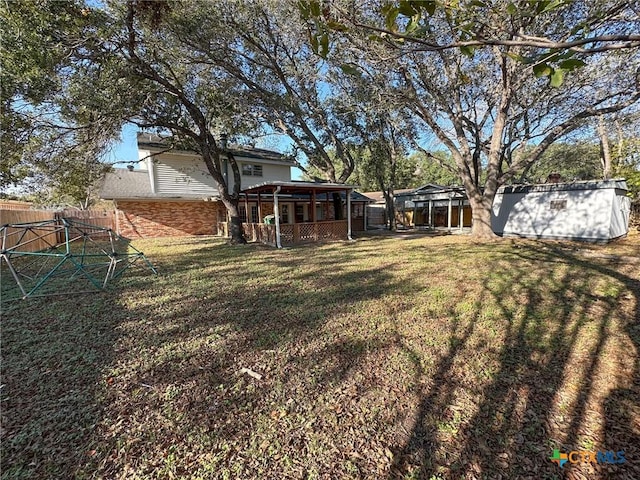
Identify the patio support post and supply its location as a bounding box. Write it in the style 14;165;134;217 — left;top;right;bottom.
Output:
448;197;452;231
257;192;262;222
428;199;433;228
244;194;249;223
459;199;463;231
363;199;367;230
274;186;282;248
347;188;353;240
325;192;329;220
413;203;418;228
311;189;317;241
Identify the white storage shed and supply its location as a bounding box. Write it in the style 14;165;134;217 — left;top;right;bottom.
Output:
491;179;631;242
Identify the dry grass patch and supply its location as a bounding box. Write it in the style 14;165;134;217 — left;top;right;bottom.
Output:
2;233;639;479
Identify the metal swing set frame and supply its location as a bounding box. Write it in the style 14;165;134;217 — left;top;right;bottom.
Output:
1;217;156;301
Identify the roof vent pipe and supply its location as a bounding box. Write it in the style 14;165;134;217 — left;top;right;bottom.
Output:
127;164;134;171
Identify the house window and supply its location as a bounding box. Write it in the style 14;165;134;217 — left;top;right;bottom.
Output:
277;204;291;224
238;205;247;223
550;200;567;210
242;164;263;177
250;205;258;223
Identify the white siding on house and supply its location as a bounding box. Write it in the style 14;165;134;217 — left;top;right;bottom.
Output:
154;154;219;196
149;151;292;197
239;161;291;189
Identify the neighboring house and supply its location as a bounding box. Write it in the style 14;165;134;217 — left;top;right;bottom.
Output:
361;189;414;228
394;184;473;230
101;134;368;240
492;179;631;241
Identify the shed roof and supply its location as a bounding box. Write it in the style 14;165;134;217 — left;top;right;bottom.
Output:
498;178;628;194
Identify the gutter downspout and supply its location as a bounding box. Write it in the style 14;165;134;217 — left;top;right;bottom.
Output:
347;188;353;240
148;157;156;194
274;185;282;248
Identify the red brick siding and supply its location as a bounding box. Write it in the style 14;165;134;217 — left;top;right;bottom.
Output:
116;201;220;238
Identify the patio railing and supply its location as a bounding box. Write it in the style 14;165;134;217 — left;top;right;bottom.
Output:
278;220;348;245
218;220;349;246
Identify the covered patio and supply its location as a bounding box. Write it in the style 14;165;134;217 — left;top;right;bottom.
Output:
395;184;472;231
221;181;368;247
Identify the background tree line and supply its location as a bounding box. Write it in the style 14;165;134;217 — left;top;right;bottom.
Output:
2;0;639;240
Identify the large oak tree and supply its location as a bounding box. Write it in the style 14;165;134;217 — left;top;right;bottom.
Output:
305;0;640;237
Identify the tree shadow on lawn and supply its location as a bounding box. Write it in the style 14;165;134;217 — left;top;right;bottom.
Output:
6;236;638;479
1;293;125;479
390;241;639;480
83;239;423;478
2;237;405;478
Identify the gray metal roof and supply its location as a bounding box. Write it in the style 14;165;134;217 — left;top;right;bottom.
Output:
137;133;294;164
100;170;216;200
498;178;628;194
242;181;371;202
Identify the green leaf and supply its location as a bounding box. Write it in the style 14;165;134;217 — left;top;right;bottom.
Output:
506;2;517;15
298;1;310;20
558;58;586;71
308;0;321;17
540;0;565;14
460;45;475;57
506;52;526;62
385;7;400;30
398;0;418;16
549;68;564;87
424;0;437;16
534;0;549;13
326;21;348;32
340;64;360;76
310;33;319;55
405;14;421;33
319;33;329;58
533;62;552;77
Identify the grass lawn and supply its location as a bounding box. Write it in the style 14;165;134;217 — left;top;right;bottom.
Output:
2;232;639;479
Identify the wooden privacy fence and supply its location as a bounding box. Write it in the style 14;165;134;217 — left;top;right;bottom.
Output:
0;210;59;253
61;209;115;232
0;209;116;252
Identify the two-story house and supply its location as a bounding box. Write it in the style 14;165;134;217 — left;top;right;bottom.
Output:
101;133;369;239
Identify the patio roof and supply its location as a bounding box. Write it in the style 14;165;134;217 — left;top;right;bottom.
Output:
242;181;371;201
241;181;362;248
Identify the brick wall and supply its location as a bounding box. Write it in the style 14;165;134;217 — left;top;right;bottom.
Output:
116;200;220;238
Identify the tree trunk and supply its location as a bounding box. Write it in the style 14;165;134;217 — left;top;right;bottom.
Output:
222;198;246;244
332;192;344;220
468;195;498;240
598;116;612;179
383;190;396;230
